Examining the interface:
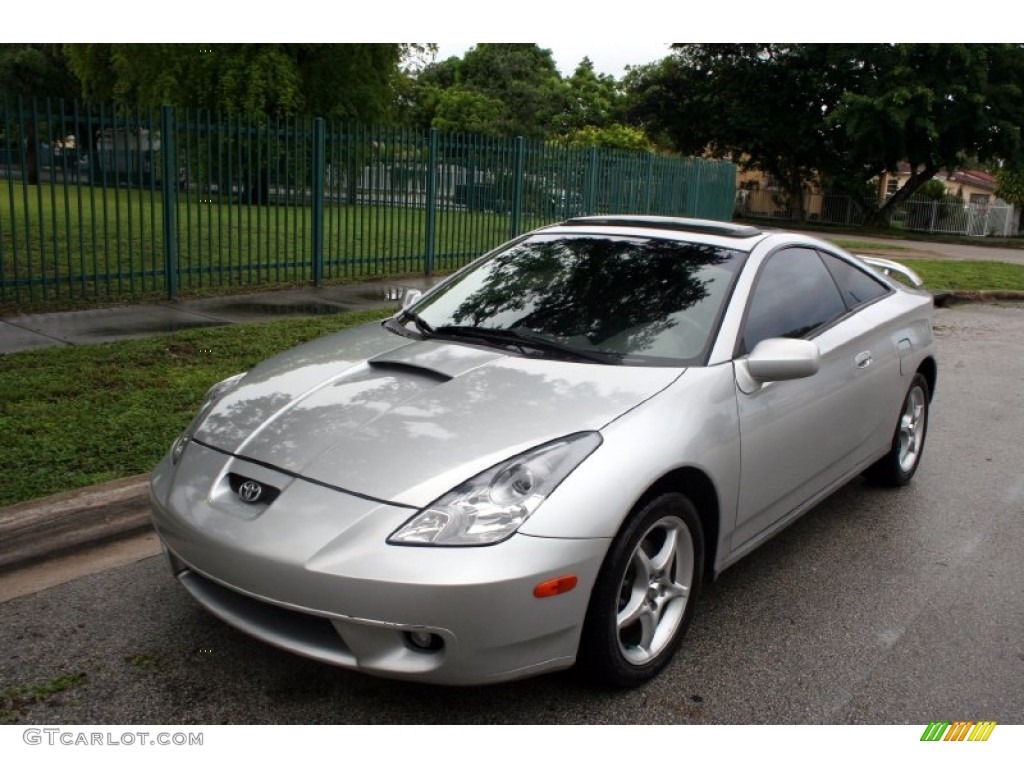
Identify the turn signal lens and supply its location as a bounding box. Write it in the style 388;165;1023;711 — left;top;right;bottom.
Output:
533;575;578;598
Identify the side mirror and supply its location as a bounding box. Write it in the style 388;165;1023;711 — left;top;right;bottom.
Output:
401;288;423;310
736;338;820;394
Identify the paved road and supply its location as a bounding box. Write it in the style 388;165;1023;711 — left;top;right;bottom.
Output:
1;303;1022;725
816;231;1024;265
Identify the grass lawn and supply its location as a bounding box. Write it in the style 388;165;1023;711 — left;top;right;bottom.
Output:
0;307;392;507
1;178;530;312
892;259;1024;291
830;239;911;252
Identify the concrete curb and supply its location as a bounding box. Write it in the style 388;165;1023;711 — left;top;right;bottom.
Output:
936;289;1024;305
0;474;152;574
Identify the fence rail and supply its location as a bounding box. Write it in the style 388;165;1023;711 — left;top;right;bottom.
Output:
736;187;1019;237
0;99;737;309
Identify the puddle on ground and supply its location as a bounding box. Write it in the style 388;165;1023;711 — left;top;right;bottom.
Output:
214;302;344;316
355;287;407;302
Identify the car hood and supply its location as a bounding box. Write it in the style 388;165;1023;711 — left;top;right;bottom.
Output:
193;322;684;506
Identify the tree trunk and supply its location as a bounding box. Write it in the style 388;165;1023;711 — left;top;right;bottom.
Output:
868;163;938;227
785;161;806;222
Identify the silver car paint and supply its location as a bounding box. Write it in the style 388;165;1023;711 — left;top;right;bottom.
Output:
150;444;609;684
151;221;937;684
195;326;683;508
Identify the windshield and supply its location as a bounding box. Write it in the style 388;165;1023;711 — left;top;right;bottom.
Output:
410;233;746;366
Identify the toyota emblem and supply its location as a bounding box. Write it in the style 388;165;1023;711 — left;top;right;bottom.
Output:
238;480;263;503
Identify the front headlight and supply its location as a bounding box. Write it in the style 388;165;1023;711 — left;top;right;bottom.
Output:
170;372;246;465
388;431;602;546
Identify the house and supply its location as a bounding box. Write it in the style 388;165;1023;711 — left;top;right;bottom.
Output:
879;164;1000;206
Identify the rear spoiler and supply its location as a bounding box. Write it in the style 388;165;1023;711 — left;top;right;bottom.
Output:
858;256;924;288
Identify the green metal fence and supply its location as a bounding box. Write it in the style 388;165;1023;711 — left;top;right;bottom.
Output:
0;99;737;309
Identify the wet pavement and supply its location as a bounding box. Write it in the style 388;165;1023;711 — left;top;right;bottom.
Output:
0;277;442;355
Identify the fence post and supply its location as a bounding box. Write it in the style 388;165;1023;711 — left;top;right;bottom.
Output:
311;117;325;287
160;106;178;300
511;136;525;238
643;152;654;214
585;147;598;215
424;128;438;275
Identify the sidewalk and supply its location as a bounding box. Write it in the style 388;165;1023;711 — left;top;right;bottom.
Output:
0;276;442;355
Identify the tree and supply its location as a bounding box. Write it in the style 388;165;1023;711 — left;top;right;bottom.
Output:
63;44;409;122
408;44;569;139
458;44;566;139
561;57;623;133
830;44;1024;223
995;167;1024;231
563;124;651;151
626;44;857;220
0;44;80;101
431;87;507;135
625;44;1024;224
0;45;83;184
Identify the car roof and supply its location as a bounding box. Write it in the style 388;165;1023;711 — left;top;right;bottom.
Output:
539;215;769;249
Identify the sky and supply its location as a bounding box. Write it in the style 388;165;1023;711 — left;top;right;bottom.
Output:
6;1;1007;47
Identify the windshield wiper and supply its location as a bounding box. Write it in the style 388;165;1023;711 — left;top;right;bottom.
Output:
401;309;435;337
433;325;622;365
383;316;416;338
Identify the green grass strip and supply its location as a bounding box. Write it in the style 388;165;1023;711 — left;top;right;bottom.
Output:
0;308;392;507
893;259;1024;291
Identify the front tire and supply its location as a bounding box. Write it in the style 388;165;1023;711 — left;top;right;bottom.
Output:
577;492;704;687
864;372;930;486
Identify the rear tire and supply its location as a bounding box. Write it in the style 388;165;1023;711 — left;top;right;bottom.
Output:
864;373;930;486
577;492;704;688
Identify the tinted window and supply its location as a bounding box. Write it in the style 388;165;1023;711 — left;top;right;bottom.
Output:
413;234;746;365
742;248;847;353
821;252;889;308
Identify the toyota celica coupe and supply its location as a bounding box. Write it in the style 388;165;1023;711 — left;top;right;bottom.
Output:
150;216;936;687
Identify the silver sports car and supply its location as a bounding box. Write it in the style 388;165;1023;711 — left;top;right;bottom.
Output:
150;216;936;687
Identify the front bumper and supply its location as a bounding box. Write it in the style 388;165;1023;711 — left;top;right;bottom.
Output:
150;443;609;685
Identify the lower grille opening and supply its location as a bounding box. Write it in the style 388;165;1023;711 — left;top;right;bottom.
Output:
179;569;356;666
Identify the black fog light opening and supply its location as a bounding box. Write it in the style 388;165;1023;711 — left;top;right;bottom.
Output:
405;630;444;653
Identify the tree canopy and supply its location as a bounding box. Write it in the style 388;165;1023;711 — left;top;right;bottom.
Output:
625;43;1024;222
62;44;414;122
0;44;81;101
406;44;632;143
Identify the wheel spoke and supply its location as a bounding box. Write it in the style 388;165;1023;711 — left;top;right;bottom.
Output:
663;581;689;601
637;609;657;656
617;589;647;631
649;528;677;573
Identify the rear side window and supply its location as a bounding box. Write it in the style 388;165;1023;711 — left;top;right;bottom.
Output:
820;252;890;309
742;248;847;354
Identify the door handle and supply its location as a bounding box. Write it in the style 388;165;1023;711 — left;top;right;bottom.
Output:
855;351;873;369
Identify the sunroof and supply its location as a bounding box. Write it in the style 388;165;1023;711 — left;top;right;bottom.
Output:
561;216;763;239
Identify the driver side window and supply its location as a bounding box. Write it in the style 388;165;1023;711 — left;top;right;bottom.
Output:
741;248;847;354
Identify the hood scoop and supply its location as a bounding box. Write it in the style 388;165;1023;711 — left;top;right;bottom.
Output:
367;360;453;383
367;340;503;380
